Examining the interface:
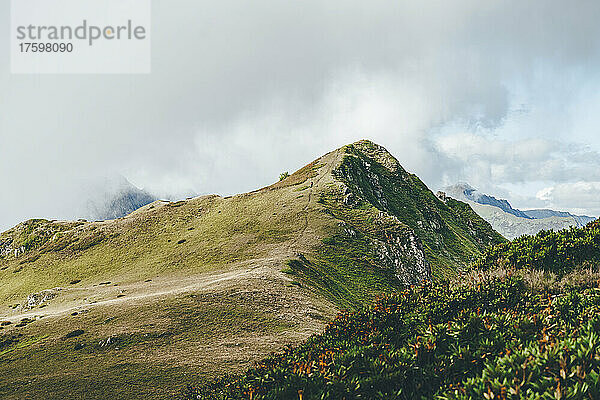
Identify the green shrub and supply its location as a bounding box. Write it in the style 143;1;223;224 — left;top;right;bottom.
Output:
279;172;290;181
184;273;600;399
474;219;600;275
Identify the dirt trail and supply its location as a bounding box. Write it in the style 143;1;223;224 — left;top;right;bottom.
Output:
3;265;269;323
3;152;344;326
294;150;342;249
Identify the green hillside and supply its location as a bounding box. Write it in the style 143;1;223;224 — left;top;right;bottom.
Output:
331;141;504;276
0;140;502;399
189;219;600;400
473;219;600;275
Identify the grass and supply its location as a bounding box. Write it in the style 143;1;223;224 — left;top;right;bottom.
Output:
0;139;510;399
187;270;600;400
0;285;306;400
0;187;312;305
0;140;496;306
286;231;405;310
0;334;47;357
185;212;600;400
0;159;338;399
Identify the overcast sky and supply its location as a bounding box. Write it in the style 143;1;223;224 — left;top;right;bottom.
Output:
1;0;600;231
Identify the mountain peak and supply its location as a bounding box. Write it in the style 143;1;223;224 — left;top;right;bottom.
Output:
0;141;505;398
342;140;403;173
323;144;504;275
444;182;531;219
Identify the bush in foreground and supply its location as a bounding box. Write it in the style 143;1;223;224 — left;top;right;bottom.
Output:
473;219;600;275
184;273;600;399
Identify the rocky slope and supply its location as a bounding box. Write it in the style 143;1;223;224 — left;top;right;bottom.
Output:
0;140;502;399
522;208;595;226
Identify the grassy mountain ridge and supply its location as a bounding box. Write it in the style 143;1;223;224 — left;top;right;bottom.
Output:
333;141;504;277
0;140;502;399
0;140;500;306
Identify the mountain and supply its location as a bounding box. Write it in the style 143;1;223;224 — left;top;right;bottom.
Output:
444;183;595;239
81;176;157;221
522;209;596;226
446;182;532;219
0;140;502;399
0;176;159;233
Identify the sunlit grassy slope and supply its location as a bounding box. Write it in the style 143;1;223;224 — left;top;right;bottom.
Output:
0;140;503;399
189;218;600;400
0;140;501;307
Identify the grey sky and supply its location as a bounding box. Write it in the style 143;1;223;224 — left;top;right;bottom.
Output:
1;0;600;230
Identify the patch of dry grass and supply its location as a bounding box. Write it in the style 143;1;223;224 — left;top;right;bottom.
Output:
456;262;600;292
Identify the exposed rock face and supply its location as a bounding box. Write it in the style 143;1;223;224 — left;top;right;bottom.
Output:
328;140;503;281
436;191;448;203
371;211;430;285
372;226;429;285
0;238;24;259
26;288;61;309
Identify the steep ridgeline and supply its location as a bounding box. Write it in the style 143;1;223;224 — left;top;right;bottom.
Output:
0;140;502;399
270;140;504;309
0;141;503;309
325;141;504;278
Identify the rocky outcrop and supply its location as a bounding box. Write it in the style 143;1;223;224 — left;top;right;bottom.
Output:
330;140;504;277
0;238;25;259
372;228;429;285
25;288;61;309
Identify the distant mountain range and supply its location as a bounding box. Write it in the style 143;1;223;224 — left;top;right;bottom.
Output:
455;184;532;219
521;209;595;227
443;183;595;239
81;176;158;221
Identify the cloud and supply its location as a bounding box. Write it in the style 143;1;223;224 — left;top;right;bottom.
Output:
434;133;600;187
1;0;600;229
536;182;600;216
